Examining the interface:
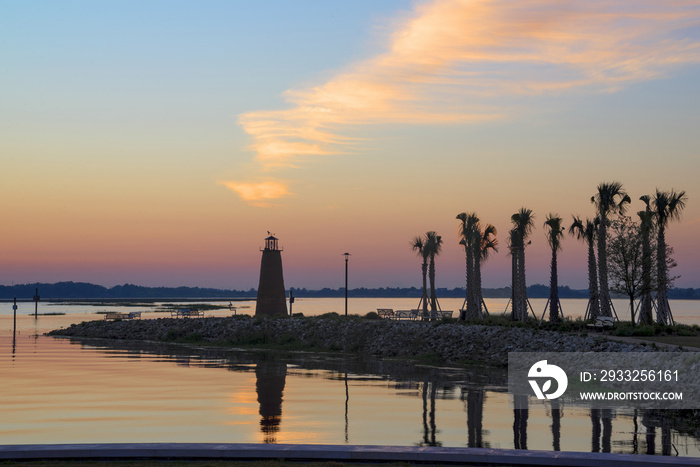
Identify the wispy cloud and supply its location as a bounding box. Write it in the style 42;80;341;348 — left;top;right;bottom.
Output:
229;0;700;203
220;181;291;207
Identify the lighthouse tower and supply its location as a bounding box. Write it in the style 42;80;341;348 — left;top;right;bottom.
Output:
255;234;288;317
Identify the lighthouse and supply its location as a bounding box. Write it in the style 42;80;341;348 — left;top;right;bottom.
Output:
255;234;288;317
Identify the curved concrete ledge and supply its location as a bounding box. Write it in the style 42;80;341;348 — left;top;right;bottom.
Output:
0;443;696;466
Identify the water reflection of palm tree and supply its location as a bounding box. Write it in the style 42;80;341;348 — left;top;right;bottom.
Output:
420;380;441;446
641;410;673;455
602;410;613;453
462;388;484;448
591;408;601;452
591;408;613;453
550;400;561;451
255;359;287;444
513;394;528;450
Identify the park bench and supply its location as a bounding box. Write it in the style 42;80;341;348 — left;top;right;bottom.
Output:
395;309;420;320
587;316;615;331
377;308;395;319
171;309;204;318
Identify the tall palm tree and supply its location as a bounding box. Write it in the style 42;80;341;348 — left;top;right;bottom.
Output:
475;223;498;316
456;213;479;320
544;214;564;322
411;235;429;318
508;228;520;321
652;189;687;324
638;196;655;325
569;216;600;320
511;208;535;321
591;182;630;317
424;231;443;320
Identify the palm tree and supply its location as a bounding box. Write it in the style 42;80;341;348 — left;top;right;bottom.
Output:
456;213;479;320
544;214;564;322
652;189;687;324
424;231;443;320
638;196;655;325
411;235;429;318
511;208;535;321
476;223;498;316
591;182;630;317
508;228;520;321
569;216;600;321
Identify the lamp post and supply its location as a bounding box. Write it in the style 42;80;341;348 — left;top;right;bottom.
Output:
343;253;350;316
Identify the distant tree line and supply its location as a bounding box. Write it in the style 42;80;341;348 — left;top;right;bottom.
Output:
3;282;697;301
0;282;256;300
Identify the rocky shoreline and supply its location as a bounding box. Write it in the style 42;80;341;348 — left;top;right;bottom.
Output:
47;315;667;367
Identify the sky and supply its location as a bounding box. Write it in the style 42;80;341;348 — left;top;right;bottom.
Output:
2;0;700;291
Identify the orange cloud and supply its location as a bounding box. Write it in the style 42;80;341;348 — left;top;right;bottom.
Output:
233;0;700;202
220;180;291;206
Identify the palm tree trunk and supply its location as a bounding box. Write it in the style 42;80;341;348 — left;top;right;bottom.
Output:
475;254;484;319
466;246;476;319
511;250;518;321
429;255;437;319
656;224;669;324
640;227;653;325
549;247;560;321
518;245;527;321
422;261;429;319
587;240;601;320
598;215;612;317
460;248;468;321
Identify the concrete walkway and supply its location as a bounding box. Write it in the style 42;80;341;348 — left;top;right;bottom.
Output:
0;443;697;466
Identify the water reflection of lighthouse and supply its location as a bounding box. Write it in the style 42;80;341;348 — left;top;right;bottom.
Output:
255;359;287;443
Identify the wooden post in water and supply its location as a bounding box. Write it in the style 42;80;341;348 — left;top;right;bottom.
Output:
33;288;40;319
12;297;17;357
13;297;17;335
343;253;350;316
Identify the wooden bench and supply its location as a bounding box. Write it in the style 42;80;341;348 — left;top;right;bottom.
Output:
395;309;420;320
171;309;204;318
587;316;615;331
377;308;395;319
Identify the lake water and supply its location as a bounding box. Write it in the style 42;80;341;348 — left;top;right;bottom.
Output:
1;298;699;457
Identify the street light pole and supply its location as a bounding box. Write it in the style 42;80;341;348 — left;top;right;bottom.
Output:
343;253;350;316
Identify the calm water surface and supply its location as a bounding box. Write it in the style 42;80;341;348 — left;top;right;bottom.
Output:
1;298;699;456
